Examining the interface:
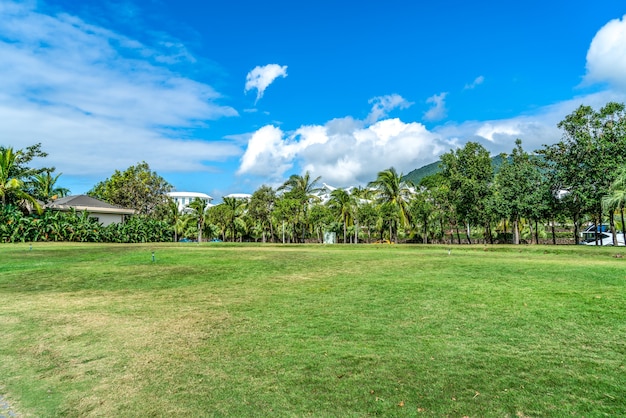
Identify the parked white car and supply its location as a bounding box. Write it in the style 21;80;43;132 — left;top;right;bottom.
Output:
582;232;626;246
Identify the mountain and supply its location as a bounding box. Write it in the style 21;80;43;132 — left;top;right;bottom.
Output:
402;155;508;185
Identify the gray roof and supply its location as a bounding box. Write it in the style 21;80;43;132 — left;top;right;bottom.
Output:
46;195;136;215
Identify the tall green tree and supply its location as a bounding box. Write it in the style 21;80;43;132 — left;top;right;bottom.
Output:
248;185;276;243
602;165;626;245
188;197;207;242
31;170;70;203
0;147;42;214
540;102;626;244
277;171;322;242
221;197;247;242
494;139;544;244
327;188;354;243
440;142;493;244
88;162;173;216
367;167;413;243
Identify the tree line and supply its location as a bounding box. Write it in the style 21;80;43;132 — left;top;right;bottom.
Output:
2;102;626;245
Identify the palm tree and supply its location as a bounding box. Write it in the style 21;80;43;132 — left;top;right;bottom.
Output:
31;170;70;203
188;197;207;242
327;188;354;243
602;166;626;244
367;167;414;243
222;196;247;242
278;171;322;242
0;147;42;214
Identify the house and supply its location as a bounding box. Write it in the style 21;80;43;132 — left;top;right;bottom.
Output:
45;195;136;226
167;191;213;213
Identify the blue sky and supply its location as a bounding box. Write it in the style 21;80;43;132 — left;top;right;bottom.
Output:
2;0;626;201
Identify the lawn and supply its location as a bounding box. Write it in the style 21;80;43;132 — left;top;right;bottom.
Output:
0;243;625;417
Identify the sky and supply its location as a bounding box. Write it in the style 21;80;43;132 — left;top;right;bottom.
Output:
2;0;626;202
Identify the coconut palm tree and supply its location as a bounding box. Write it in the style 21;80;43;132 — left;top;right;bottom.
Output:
367;167;414;243
188;197;207;242
327;188;354;243
222;196;247;242
278;171;322;242
30;170;70;203
0;147;42;214
602;166;626;244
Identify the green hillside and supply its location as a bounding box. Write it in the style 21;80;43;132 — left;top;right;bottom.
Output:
403;154;507;185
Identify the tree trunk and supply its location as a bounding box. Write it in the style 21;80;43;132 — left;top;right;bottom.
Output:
503;219;508;244
513;218;520;245
535;220;539;245
551;219;556;245
465;221;472;244
621;207;626;244
610;211;617;246
573;213;580;245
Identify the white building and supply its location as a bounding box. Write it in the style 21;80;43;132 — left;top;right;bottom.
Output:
167;192;213;213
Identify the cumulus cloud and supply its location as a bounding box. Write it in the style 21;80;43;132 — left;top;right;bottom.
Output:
237;87;626;190
423;92;448;121
464;75;485;90
584;14;626;90
238;117;451;186
0;1;240;190
244;64;288;103
365;94;413;125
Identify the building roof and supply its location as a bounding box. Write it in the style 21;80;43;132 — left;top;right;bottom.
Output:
224;193;252;199
167;191;212;200
46;195;136;215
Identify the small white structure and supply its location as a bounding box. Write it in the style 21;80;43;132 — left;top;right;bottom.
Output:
167;192;213;213
46;195;136;226
223;193;252;200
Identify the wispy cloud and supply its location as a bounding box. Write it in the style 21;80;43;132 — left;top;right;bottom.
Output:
244;64;288;103
0;1;239;190
464;75;485;90
584;14;626;91
423;92;448;121
365;94;413;125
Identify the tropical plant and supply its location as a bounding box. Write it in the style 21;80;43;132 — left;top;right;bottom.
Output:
602;165;626;245
0;147;42;214
367;167;413;243
31;170;70;203
327;188;355;243
278;171;322;242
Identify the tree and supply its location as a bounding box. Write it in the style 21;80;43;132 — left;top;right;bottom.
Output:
188;197;207;242
540;102;626;244
602;165;626;245
367;167;413;243
327;188;354;243
221;197;247;242
277;171;322;242
494;139;544;244
88;162;173;215
0;147;42;214
31;170;70;203
440;142;493;244
248;185;276;243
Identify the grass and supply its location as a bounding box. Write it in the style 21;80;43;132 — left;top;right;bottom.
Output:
0;242;625;417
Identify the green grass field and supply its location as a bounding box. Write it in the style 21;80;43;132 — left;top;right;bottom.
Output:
0;243;625;417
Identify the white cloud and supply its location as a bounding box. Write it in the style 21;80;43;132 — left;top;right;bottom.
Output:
584;14;626;90
365;94;413;124
244;64;288;103
423;92;448;121
238;87;626;190
0;1;239;189
464;75;485;90
238;117;450;186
